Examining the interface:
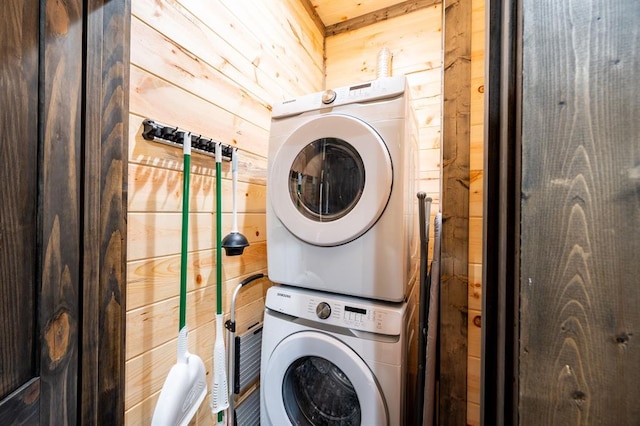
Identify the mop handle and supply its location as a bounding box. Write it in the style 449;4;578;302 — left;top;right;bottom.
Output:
216;142;223;316
231;148;239;232
179;132;191;331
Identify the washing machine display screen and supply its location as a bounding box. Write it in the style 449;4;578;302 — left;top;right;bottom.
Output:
289;138;365;222
282;356;361;425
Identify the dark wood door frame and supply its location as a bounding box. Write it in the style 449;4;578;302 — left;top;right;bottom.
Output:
439;0;471;423
80;0;130;423
41;0;130;423
0;1;129;423
481;0;521;424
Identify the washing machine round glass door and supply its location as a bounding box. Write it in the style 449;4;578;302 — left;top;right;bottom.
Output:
263;331;388;425
270;113;393;246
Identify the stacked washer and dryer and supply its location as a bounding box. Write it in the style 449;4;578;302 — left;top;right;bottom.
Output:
261;75;419;426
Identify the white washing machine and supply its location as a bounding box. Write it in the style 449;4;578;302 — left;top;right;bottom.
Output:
267;76;419;302
260;285;409;425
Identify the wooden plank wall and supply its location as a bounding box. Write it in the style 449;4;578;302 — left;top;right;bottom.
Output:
519;0;640;423
125;1;324;424
325;4;443;422
440;0;471;422
82;0;130;423
467;0;485;424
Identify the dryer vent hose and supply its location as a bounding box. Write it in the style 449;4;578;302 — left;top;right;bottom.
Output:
377;47;392;79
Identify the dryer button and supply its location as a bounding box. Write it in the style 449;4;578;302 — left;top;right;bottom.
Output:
321;89;337;104
316;302;332;319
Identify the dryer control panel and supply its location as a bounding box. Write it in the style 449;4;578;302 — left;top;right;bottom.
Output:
265;285;406;336
272;75;406;118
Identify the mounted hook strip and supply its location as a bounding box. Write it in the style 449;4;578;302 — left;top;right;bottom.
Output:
142;118;233;161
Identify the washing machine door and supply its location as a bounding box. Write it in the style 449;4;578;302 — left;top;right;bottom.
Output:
270;114;393;246
263;331;388;426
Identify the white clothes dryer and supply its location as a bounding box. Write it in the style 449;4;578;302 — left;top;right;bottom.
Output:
267;76;419;302
260;285;410;426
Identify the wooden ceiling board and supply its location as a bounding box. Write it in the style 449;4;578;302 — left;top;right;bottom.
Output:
310;0;404;26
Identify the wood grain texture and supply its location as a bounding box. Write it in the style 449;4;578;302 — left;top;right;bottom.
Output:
0;0;39;405
325;0;441;36
125;275;269;414
81;0;129;423
298;0;326;34
128;115;269;187
314;0;411;26
440;0;471;423
0;379;40;425
129;66;269;158
126;0;324;418
520;0;640;424
130;16;272;131
325;6;442;86
126;242;268;311
39;0;84;423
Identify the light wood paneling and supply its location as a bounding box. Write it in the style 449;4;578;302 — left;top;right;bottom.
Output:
323;0;441;35
468;309;482;359
128;115;269;186
467;401;481;426
125;277;269;416
130;17;272;131
326;6;442;86
467;0;485;418
313;0;414;26
467;356;481;404
126;0;323;421
468;263;483;312
129;66;269;157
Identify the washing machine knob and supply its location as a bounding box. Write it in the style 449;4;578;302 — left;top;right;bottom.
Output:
321;89;337;104
316;302;332;319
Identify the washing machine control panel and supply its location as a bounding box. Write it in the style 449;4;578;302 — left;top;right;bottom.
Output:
315;302;332;319
266;286;405;336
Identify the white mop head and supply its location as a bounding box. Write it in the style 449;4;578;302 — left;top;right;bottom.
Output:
210;313;230;414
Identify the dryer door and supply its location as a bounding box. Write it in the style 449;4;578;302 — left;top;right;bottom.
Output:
263;331;388;426
269;114;393;246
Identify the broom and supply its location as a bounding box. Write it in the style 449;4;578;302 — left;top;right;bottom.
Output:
152;132;207;426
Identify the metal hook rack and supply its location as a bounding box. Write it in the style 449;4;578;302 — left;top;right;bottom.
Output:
142;118;234;160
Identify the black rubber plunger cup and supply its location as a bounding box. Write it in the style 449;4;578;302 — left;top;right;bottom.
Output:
222;231;249;256
222;148;249;256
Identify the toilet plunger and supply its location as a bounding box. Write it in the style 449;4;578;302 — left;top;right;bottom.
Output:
221;148;249;256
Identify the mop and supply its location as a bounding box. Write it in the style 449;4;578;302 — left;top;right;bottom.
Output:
211;142;230;425
152;132;207;426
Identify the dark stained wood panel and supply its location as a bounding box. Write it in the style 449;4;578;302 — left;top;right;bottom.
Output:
81;0;129;424
0;0;39;403
0;379;39;425
1;0;128;422
519;0;640;424
39;0;83;423
440;0;471;424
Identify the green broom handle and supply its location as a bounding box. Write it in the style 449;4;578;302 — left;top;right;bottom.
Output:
180;133;191;331
216;142;223;316
215;143;224;424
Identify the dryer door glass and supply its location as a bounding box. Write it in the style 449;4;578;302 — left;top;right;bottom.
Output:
269;114;393;246
289;138;365;222
282;356;360;425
